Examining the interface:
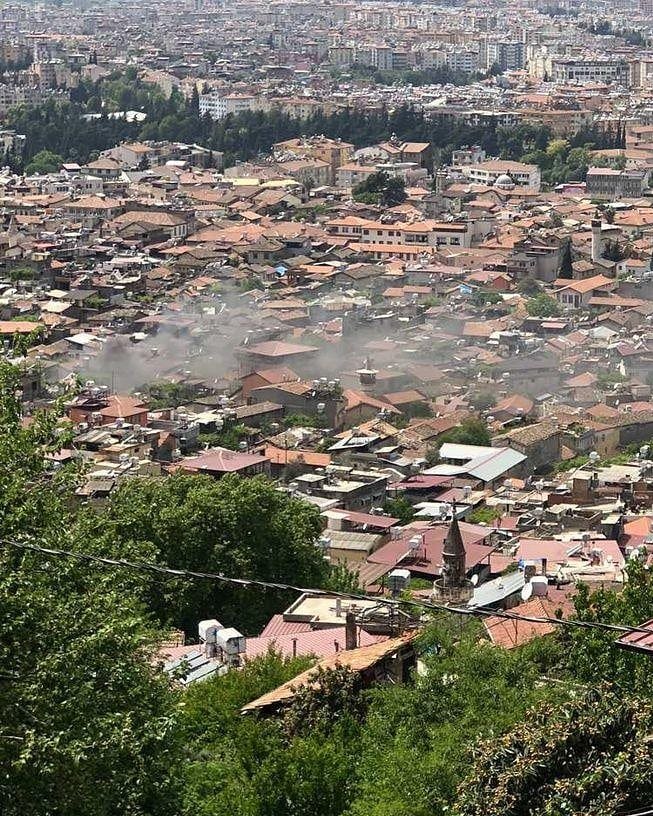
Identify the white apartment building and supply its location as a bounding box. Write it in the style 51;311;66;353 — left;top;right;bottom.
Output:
461;160;541;191
421;48;447;70
199;91;257;120
372;45;393;70
446;49;480;74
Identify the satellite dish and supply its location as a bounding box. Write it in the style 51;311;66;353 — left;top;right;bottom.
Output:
521;582;533;602
470;573;479;586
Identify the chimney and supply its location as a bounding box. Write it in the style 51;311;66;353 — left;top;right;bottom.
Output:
591;219;602;263
292;638;297;658
345;611;357;650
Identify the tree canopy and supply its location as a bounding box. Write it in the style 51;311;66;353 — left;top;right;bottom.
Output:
526;292;562;318
80;471;328;635
352;171;407;207
0;360;183;816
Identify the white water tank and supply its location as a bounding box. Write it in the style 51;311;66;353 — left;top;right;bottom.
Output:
198;619;222;644
530;576;548;596
216;627;246;656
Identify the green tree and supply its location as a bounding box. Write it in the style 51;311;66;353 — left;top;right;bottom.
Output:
8;265;36;283
558;239;573;279
352;171;407;207
284;665;365;738
83;473;328;634
181;652;354;816
438;417;492;447
141;380;198;409
455;686;653;816
468;391;496;412
471;289;503;308
0;361;183;816
562;561;653;694
602;238;628;262
25;149;64;174
516;276;542;296
197;423;249;451
383;495;416;524
347;620;560;816
526;293;562;317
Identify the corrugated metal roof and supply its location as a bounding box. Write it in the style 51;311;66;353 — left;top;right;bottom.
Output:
259;614;313;638
245;628;385;661
468;571;525;609
241;634;415;713
615;618;653;654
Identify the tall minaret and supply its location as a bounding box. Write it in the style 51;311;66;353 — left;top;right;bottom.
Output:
591;219;603;264
441;509;466;587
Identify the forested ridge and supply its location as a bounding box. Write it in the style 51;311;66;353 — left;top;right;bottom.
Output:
3;67;625;185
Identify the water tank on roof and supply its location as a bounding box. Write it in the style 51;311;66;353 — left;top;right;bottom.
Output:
530;576;548;596
216;627;246;656
199;619;223;644
388;568;410;596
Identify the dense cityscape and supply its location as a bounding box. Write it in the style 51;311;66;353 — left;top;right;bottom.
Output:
6;0;653;814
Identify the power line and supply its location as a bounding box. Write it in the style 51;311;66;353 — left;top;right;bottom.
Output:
2;537;651;641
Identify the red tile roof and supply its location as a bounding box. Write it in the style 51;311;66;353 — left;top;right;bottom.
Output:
484;589;575;649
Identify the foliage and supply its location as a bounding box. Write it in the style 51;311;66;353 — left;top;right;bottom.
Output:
197;423;249;451
602;238;628;262
468;506;500;524
8;265;36;282
470;289;502;308
180;619;560;816
346;621;560;816
553;454;589;473
383;495;416;524
516;276;542;296
455;686;653;816
526;293;562;318
8;70;624;179
438;417;491;448
84;293;107;310
81;473;328;635
468;391;496;412
352;171;407;207
284;412;325;428
11;325;44;357
558;239;573;279
401;401;433;420
344;62;487;88
25;148;64;175
562;561;653;694
597;370;627;388
324;562;363;594
284;666;365;738
181;652;354;816
141;380;199;409
0;360;183;815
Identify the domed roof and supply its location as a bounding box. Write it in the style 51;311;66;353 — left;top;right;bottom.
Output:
494;173;515;189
